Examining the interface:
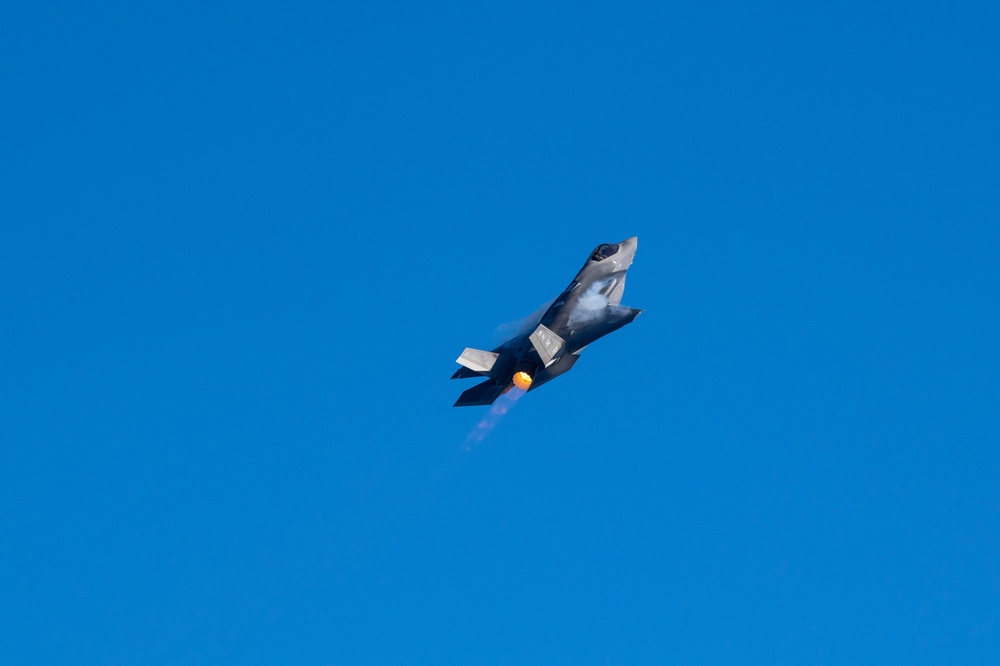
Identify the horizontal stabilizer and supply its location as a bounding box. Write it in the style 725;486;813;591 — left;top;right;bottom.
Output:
528;352;580;391
456;348;500;373
451;366;484;379
454;379;506;407
529;323;565;367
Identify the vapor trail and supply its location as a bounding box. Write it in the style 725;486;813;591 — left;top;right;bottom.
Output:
493;299;554;344
464;388;526;448
568;277;614;327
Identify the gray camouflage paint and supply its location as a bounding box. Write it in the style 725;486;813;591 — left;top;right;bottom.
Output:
452;237;641;406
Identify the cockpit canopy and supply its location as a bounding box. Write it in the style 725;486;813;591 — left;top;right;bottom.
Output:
590;243;620;262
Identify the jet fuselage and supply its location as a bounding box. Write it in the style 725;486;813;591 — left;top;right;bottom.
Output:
452;237;641;406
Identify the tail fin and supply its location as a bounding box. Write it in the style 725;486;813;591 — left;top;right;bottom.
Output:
528;324;565;367
453;348;514;381
456;348;500;373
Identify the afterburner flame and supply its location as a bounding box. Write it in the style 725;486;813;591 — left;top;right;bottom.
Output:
512;371;533;390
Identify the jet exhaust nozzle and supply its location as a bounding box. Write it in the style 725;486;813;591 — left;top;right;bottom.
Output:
512;361;537;390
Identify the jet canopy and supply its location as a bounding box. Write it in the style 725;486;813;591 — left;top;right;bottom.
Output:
590;243;620;261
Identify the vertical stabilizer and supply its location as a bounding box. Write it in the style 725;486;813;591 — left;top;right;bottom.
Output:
529;324;565;367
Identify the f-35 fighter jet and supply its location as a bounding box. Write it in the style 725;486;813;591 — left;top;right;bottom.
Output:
452;237;642;406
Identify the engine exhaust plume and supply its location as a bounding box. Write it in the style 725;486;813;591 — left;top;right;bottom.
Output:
464;387;526;448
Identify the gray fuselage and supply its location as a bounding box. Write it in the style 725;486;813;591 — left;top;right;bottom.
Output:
495;237;640;383
452;237;641;405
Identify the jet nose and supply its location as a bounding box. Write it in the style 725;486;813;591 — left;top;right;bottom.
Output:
620;236;637;252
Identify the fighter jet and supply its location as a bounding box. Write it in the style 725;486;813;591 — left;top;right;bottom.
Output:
452;237;642;406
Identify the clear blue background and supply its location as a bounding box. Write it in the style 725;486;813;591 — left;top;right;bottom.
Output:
3;1;999;663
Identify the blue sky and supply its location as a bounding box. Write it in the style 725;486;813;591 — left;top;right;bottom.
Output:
2;1;999;663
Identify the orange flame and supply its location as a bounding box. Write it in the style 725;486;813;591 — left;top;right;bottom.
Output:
512;371;533;390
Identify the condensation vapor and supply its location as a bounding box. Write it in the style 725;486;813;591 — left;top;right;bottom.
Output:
493;299;554;344
464;388;526;448
568;277;614;327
